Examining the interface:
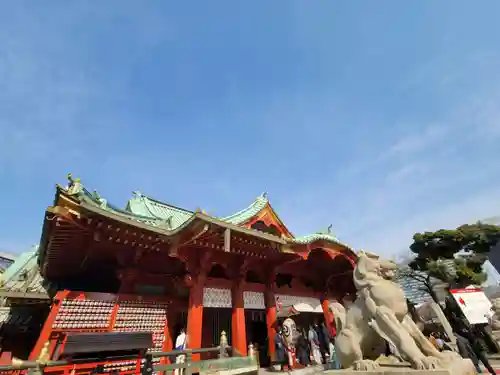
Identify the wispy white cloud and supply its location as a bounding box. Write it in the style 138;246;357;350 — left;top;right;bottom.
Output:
1;2;500;261
383;124;449;158
278;49;500;257
331;88;500;255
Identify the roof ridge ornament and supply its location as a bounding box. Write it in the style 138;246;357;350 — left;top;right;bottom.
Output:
316;224;334;235
158;216;172;229
66;173;83;195
132;191;144;199
92;190;108;209
259;192;268;200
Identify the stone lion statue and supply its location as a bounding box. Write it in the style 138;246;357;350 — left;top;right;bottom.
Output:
330;251;460;371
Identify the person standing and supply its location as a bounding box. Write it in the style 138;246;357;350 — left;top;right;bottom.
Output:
455;332;482;373
274;327;289;371
174;328;187;375
296;330;311;367
465;330;496;374
318;322;330;363
308;325;322;365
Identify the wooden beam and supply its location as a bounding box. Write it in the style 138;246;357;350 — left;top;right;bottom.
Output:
224;228;231;252
0;291;49;300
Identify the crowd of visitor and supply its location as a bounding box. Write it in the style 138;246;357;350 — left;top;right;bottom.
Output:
270;302;499;373
274;321;338;371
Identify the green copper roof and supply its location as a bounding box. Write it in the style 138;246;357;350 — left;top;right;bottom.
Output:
124;191;352;249
62;174;354;251
293;233;342;244
1;250;34;283
125;191;272;229
220;193;269;225
126;191;194;229
0;245;48;296
291;225;353;250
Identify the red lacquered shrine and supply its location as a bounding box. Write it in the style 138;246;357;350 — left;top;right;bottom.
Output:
32;174;357;366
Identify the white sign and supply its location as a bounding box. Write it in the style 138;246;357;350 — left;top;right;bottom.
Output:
243;291;265;310
203;287;232;308
275;294;323;313
450;287;492;325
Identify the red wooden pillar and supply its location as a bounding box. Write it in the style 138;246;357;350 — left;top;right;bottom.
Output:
30;290;69;360
265;288;277;361
231;279;247;356
187;275;204;361
321;298;334;335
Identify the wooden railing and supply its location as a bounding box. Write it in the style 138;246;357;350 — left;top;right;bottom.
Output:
0;331;259;375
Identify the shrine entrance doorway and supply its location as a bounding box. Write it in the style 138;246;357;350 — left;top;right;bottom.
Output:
201;308;232;359
245;309;269;367
294;312;325;332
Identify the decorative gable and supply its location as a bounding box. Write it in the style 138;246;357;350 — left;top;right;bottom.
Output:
245;202;293;238
220;193;294;238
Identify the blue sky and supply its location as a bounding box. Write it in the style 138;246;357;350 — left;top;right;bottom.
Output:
1;1;500;258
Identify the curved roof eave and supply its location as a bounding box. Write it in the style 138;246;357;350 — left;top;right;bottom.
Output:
80;200;197;237
55;177;353;249
80;200;288;244
291;233;356;255
55;180;286;243
1;245;48;296
220;193;269;225
127;191;279;230
220;194;295;237
126;193;194;228
1;246;38;285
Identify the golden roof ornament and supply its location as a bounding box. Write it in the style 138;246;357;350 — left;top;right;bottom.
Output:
66;173;83;195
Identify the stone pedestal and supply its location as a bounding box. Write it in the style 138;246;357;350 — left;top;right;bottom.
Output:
325;359;476;375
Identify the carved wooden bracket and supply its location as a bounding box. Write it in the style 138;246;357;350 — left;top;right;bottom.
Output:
168;238;179;257
182;250;213;287
226;256;253;281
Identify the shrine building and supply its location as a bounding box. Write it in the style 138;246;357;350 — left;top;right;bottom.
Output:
27;174;356;365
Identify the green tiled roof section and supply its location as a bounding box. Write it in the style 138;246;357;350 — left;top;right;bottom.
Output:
1;245;47;294
291;232;353;250
126;191;270;229
126;192;194;229
293;233;342;244
64;175;354;250
221;193;269;225
123;191;353;249
74;188;180;229
2;248;35;284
